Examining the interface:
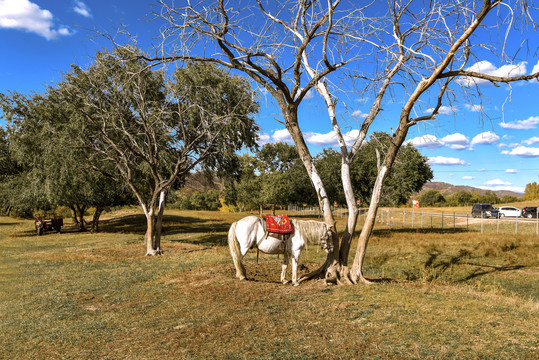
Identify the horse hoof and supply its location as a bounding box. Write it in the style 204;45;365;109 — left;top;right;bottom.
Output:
282;280;290;285
238;276;246;281
293;282;300;287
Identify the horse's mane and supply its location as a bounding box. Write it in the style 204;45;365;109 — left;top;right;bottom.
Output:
291;219;327;244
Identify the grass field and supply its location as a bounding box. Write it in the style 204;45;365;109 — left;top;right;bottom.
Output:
1;208;537;359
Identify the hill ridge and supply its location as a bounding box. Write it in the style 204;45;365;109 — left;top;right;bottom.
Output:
418;181;523;199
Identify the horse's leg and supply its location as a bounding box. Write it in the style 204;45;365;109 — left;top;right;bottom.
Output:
281;251;289;285
291;249;302;286
228;222;247;280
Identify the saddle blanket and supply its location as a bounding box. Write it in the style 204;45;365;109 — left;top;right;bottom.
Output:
262;214;293;234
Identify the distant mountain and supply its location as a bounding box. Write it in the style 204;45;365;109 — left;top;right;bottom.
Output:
417;181;523;199
179;172;222;195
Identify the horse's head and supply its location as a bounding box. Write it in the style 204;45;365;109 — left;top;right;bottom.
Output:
320;224;335;253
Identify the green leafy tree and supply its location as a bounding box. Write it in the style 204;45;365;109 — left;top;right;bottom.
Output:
446;190;474;207
1;91;132;227
523;182;539;201
316;133;433;207
256;143;314;213
480;190;499;204
418;190;446;207
0;126;21;215
500;195;519;203
59;48;259;255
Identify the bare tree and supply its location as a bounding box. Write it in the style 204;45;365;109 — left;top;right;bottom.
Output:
149;0;538;282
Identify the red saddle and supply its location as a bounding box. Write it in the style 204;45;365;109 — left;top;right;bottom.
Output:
262;214;293;234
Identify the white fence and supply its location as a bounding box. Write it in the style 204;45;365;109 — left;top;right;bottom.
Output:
377;209;539;235
288;205;539;235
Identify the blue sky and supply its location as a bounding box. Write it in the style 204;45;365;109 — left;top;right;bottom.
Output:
1;0;538;194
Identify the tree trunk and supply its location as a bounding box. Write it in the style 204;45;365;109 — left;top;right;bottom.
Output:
283;110;341;284
143;191;166;256
75;204;87;231
70;205;79;225
90;206;103;233
351;120;410;283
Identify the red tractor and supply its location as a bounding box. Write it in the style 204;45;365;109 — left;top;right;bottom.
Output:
34;214;63;235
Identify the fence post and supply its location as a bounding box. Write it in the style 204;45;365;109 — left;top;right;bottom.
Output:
442;211;444;230
403;211;405;227
412;211;414;228
421;210;423;229
515;215;518;234
466;212;468;232
481;212;484;234
431;214;433;229
387;210;390;226
497;215;499;233
453;212;456;232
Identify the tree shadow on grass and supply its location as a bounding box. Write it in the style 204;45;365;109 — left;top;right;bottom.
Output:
420;249;526;282
98;213;230;246
457;263;525;282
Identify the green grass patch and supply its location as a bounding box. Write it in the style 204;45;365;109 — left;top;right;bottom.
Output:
1;210;537;359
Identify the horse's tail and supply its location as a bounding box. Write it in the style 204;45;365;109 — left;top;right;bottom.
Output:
228;221;245;279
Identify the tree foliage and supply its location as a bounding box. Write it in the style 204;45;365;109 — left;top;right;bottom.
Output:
57;48;259;254
523;182;539;201
316;132;433;207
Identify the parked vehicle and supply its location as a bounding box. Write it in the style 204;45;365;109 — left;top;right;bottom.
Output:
471;204;499;218
34;214;63;235
498;206;521;218
521;206;538;219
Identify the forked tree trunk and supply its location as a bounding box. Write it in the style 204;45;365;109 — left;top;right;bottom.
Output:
90;206;103;233
284;110;341;283
144;191;166;256
351;120;410;283
70;205;79;225
75;204;87;231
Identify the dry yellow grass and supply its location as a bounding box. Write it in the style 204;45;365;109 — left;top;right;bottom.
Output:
1;209;537;359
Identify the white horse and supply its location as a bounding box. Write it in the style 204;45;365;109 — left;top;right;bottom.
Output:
227;215;333;286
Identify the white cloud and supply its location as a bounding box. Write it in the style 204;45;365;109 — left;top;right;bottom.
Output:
458;61;528;86
478;168;486;172
484;179;512;186
464;104;483;112
256;133;271;145
499;116;539;130
505;169;519;173
304;130;359;147
272;129;293;143
352;110;368;118
440;133;470;150
0;0;72;39
428;156;470;166
478;185;525;193
501;146;539;157
461;176;475;180
470;131;499;145
523;136;539;145
406;135;443;148
533;60;539;82
304;131;337;146
426;106;456;115
73;0;91;18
